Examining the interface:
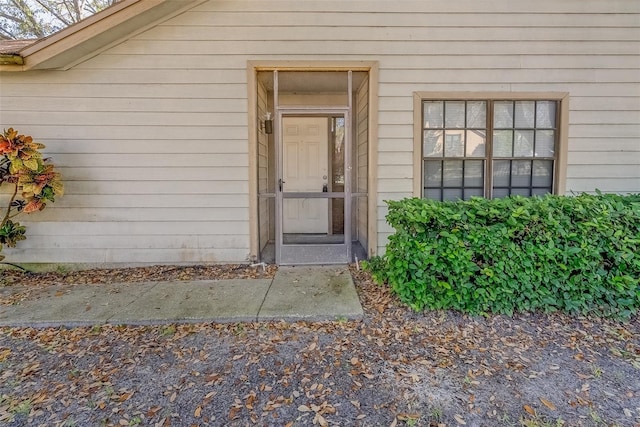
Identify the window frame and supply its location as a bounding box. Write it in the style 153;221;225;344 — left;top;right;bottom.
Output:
413;92;570;199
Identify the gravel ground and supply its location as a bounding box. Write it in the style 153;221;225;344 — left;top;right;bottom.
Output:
0;265;638;427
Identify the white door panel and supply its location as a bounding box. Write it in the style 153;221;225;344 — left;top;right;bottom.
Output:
282;117;328;234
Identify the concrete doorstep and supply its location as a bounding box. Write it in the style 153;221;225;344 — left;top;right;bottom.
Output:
0;266;364;328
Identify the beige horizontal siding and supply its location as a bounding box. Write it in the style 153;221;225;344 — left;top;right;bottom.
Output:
24;221;248;235
0;0;637;262
50;153;248;168
49;194;249;208
0;82;246;98
41;140;247;154
12;234;249;250
63;181;248;195
5;248;249;263
109;40;640;56
56;167;246;181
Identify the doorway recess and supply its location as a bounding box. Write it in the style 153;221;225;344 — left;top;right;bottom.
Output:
253;68;371;265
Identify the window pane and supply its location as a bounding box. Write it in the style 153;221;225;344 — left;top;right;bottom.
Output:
424;130;443;157
535;130;555;157
532;160;553;187
493;160;511;187
493;188;509;198
421;97;558;203
424;101;443;128
466;130;486;157
444;130;464;157
424;188;442;200
532;188;551;196
512;188;531;196
443;188;463;201
511;160;532;187
536;101;557;128
514;130;535;157
493;130;513;157
467;101;486;128
445;101;465;128
443;160;463;187
515;101;535;128
464;160;484;187
424;161;442;186
494;101;513;128
464;188;484;199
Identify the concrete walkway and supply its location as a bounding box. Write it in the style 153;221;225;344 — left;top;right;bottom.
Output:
0;266;363;328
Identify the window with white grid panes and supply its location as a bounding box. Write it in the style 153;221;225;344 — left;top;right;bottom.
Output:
422;99;558;201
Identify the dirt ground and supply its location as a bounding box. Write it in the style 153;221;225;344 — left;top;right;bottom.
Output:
0;265;638;427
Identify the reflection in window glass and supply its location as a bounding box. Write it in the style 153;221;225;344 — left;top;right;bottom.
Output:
536;101;556;128
422;98;558;200
424;161;442;187
423;130;443;157
514;101;535;128
493;101;513;128
445;101;466;128
511;160;532;187
493;130;513;157
444;131;464;157
424;101;443;128
492;160;511;187
532;160;553;187
466;130;486;157
535;130;555;157
467;101;486;128
443;160;463;187
514;130;535;157
464;160;484;187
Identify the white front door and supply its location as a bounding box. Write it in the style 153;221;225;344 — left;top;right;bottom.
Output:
282;117;329;234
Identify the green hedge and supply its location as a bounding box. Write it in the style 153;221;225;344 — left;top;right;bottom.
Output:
369;193;640;318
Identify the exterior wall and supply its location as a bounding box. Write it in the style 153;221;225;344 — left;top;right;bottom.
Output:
0;0;638;262
256;81;270;253
355;77;369;252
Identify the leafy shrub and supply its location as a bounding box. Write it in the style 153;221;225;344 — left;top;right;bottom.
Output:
369;194;640;318
0;128;63;262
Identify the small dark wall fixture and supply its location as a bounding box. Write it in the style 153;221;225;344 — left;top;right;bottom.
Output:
262;112;273;134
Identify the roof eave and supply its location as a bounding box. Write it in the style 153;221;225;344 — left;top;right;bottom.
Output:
15;0;203;71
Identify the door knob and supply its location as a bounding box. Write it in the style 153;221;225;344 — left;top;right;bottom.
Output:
279;179;285;191
322;183;328;193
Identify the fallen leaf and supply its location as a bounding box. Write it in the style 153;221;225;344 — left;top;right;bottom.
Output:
314;413;328;427
539;397;557;411
298;405;311;412
119;392;134;402
454;414;466;425
398;413;420;421
524;405;536;416
228;406;240;420
194;406;202;417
